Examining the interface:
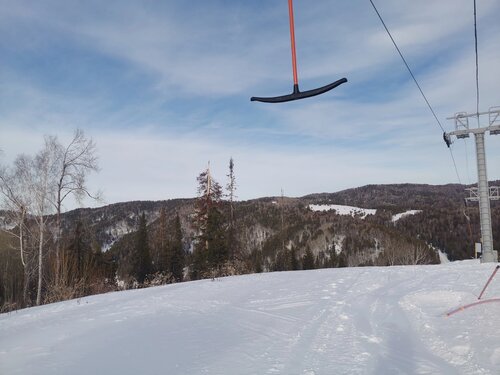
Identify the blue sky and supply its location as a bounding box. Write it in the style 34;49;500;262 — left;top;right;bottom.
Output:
1;0;500;209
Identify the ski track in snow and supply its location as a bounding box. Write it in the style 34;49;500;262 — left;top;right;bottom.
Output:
1;261;500;374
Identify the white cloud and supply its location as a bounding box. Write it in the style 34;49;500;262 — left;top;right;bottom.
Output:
1;0;500;210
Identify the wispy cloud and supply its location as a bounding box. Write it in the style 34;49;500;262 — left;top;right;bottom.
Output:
1;0;499;208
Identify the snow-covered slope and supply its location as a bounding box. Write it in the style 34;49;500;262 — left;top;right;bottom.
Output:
392;209;422;223
309;204;376;219
1;261;500;374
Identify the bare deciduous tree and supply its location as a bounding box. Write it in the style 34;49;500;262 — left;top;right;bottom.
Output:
1;130;100;307
380;236;433;266
49;129;100;282
29;138;61;305
0;162;30;267
0;158;34;304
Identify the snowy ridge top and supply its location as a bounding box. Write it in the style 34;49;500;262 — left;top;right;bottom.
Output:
1;261;499;374
309;204;376;219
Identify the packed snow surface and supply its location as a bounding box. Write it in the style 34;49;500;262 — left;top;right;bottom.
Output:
1;261;500;374
309;204;376;219
392;210;422;223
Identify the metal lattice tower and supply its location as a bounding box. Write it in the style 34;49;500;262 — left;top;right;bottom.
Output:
444;106;500;263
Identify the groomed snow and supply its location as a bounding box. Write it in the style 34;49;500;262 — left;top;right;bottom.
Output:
309;204;376;219
1;261;500;374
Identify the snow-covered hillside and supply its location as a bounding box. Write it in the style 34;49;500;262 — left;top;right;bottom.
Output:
309;204;376;219
1;261;500;374
392;210;422;223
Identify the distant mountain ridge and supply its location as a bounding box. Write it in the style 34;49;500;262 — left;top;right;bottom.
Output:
59;181;499;268
303;183;490;209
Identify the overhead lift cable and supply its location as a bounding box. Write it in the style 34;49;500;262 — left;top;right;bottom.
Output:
368;0;462;185
473;0;480;124
461;0;480;246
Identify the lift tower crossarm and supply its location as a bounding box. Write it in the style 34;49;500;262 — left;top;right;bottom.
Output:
465;186;500;202
446;107;500;138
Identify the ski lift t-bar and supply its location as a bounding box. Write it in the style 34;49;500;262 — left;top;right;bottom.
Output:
251;0;347;103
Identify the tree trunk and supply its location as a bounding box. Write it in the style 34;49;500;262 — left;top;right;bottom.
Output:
23;268;30;306
55;207;61;284
36;216;44;306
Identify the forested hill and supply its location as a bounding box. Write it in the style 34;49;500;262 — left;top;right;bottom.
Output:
2;181;499;311
62;181;499;265
303;182;500;209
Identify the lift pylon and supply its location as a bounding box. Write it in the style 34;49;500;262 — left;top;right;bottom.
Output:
445;106;500;263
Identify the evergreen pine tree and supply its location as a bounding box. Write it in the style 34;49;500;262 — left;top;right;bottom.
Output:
337;251;348;268
155;207;168;273
168;213;185;282
274;249;289;271
290;246;299;271
134;213;152;283
67;220;88;280
206;207;228;270
191;164;227;279
302;247;315;270
327;247;338;268
62;219;95;294
252;249;263;273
